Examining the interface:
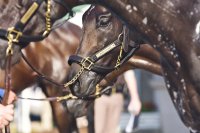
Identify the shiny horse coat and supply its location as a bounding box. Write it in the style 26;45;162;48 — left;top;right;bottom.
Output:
0;22;81;133
0;0;161;124
65;0;200;132
91;1;200;132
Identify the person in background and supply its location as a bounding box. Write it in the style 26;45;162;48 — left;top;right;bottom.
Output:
124;70;142;133
94;75;125;133
0;89;17;129
94;70;141;133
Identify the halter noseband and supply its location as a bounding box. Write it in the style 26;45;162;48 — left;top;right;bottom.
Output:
65;26;140;98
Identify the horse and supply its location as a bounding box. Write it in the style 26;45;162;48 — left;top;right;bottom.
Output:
0;0;77;68
0;21;81;133
64;4;160;114
0;2;163;132
0;7;162;131
64;2;200;132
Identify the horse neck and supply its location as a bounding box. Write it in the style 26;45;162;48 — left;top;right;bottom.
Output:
97;0;195;46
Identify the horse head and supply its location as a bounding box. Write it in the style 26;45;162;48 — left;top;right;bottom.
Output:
66;5;144;116
0;0;72;68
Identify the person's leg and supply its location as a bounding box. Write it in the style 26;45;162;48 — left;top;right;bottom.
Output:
94;95;109;133
105;93;124;133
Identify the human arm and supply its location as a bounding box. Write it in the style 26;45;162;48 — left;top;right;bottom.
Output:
124;70;141;115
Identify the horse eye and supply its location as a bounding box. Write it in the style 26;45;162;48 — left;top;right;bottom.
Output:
97;17;111;28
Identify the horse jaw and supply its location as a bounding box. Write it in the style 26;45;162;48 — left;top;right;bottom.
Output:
0;41;21;69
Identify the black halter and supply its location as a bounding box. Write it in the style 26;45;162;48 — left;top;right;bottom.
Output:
66;26;140;99
0;0;74;47
68;26;140;75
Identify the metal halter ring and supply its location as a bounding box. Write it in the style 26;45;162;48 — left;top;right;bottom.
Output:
7;27;22;43
81;57;94;70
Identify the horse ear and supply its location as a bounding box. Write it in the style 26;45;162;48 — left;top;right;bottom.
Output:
122;26;130;52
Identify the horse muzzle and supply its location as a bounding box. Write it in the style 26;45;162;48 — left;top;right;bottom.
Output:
66;99;88;117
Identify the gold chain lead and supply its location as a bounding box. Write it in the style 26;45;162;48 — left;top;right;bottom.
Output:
6;34;14;56
43;0;51;36
115;44;123;68
64;66;85;87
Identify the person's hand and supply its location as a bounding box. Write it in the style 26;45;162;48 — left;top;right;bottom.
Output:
7;91;17;104
0;104;14;129
128;98;141;115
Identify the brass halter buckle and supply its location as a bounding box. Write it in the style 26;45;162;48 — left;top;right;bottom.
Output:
7;27;22;43
81;57;94;70
6;27;22;56
56;93;77;102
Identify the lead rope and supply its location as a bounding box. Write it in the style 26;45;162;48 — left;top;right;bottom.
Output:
115;44;123;69
0;1;52;132
17;84;114;101
0;32;15;133
2;55;12;133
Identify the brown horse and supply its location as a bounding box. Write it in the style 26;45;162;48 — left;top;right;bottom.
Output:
0;0;77;68
0;0;161;123
0;21;81;133
65;5;162;116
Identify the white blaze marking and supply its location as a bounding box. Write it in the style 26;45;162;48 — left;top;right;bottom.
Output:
142;17;148;25
166;83;170;88
157;34;162;41
176;61;181;67
195;20;200;34
173;91;177;99
188;127;198;133
133;6;138;11
126;5;133;13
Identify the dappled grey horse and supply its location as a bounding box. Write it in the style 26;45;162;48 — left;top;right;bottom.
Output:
65;2;200;133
